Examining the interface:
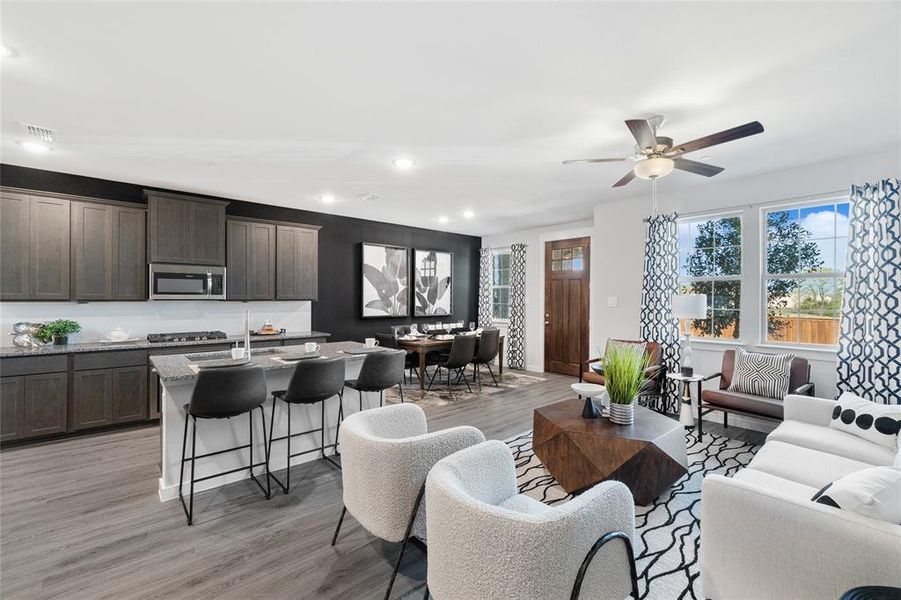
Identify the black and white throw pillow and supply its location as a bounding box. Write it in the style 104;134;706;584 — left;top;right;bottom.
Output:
727;348;794;399
829;392;901;450
812;467;901;524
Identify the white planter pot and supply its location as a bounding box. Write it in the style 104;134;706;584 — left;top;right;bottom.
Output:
608;401;635;425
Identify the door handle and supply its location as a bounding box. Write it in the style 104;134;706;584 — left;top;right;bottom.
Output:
544;321;550;326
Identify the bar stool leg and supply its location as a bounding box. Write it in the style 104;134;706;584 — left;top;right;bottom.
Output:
320;400;326;459
259;406;271;498
178;413;190;525
285;402;292;492
188;416;197;525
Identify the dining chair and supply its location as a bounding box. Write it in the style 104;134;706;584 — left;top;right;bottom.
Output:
427;335;477;392
471;328;500;389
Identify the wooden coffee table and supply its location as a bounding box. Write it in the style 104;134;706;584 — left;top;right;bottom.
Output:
532;398;688;504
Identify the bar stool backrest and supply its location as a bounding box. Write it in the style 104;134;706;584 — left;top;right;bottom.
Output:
355;349;406;391
284;356;346;404
189;365;268;418
444;335;477;369
474;329;500;363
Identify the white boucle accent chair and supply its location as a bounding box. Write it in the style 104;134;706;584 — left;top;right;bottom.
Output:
424;440;638;600
701;394;901;600
331;402;485;600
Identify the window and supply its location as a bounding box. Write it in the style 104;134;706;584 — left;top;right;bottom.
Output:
764;200;849;346
678;214;742;340
492;251;511;320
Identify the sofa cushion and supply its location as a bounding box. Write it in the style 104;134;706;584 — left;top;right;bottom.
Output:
812;467;901;524
829;392;901;450
702;389;784;419
768;420;897;466
748;441;874;489
732;468;818;500
727;347;794;399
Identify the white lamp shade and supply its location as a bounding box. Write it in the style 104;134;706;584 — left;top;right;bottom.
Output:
633;157;675;180
671;294;708;319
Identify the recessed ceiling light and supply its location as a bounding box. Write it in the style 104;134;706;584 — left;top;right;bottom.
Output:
19;141;51;153
462;210;475;219
1;44;15;58
393;157;416;170
438;216;449;224
319;194;335;204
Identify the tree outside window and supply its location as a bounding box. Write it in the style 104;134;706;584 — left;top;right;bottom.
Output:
678;215;742;339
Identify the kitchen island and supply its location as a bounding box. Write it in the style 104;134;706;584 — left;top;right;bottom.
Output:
151;341;377;502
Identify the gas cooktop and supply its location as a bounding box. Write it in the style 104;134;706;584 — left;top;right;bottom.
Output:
146;331;228;344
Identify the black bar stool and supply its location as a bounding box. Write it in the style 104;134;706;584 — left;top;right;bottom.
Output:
344;349;407;409
267;356;345;493
179;365;270;526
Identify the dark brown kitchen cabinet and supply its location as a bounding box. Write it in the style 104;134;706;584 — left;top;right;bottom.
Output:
72;365;148;431
147;191;228;266
0;377;25;442
72;201;146;300
277;225;319;300
0;191;70;300
227;219;276;300
0;372;68;441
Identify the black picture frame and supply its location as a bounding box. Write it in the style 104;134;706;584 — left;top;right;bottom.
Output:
361;242;410;318
412;248;454;317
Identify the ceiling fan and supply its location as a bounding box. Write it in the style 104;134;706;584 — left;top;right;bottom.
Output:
563;116;764;187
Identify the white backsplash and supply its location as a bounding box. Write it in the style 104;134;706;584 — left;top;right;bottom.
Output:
0;301;312;344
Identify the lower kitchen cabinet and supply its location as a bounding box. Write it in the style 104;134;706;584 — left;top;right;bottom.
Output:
72;366;148;431
0;373;68;442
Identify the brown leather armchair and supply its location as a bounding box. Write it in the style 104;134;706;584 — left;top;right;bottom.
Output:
579;339;665;410
698;349;814;436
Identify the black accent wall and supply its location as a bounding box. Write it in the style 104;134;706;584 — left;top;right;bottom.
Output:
0;164;482;342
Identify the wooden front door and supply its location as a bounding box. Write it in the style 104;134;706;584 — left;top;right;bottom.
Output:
544;237;590;376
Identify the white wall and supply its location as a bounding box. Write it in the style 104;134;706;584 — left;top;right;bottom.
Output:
482;219;594;372
0;301;312;343
486;147;899;431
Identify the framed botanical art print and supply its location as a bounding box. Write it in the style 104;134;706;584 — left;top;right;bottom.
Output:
361;243;409;318
413;249;453;316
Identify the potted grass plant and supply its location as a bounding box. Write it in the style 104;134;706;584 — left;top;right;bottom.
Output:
38;319;81;345
604;344;648;425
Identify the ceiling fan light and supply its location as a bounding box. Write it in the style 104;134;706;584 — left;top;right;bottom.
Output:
634;157;674;180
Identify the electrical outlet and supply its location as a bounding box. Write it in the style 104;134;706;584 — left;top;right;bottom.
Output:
607;296;618;307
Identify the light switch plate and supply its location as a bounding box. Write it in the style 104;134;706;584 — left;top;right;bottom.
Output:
607;296;618;307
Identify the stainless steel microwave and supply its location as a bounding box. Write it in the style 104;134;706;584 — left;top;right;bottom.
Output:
149;264;226;300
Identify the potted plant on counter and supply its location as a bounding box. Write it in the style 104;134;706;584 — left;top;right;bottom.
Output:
604;344;648;425
38;319;81;345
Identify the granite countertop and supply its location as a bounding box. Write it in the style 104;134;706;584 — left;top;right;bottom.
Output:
0;331;331;358
150;341;370;383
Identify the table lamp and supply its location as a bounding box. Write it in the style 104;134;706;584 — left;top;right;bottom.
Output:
671;294;707;377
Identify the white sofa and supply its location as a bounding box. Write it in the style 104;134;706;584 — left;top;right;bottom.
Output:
425;440;637;600
701;394;901;600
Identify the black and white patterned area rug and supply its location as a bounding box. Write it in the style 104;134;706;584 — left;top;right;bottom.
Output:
507;429;759;600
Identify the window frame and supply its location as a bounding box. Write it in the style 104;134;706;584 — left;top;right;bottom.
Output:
491;249;512;323
758;195;849;350
677;210;744;342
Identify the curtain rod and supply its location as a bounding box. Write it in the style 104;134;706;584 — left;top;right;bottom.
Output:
642;188;848;222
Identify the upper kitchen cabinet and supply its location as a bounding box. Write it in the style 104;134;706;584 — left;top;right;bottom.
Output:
227;219;276;300
71;200;146;300
0;190;70;301
277;225;319;300
146;191;228;266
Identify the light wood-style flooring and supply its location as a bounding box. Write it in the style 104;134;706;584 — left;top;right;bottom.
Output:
0;371;764;599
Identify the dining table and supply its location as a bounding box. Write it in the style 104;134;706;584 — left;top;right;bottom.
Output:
396;333;505;390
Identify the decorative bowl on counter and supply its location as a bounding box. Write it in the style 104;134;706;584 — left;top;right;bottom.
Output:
107;327;131;342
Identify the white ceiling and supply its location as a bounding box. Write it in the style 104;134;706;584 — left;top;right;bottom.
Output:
1;1;899;236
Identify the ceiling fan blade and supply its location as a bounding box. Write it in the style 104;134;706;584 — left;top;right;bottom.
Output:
668;121;764;156
612;170;636;187
624;119;657;151
673;158;725;177
562;158;627;165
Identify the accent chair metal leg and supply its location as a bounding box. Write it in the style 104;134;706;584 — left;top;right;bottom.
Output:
331;505;347;546
380;390;384;407
385;484;427;600
570;531;639;600
423;585;429;599
723;411;728;428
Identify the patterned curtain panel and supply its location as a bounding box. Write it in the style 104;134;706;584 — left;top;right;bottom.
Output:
507;243;527;369
639;213;682;412
836;177;900;405
478;248;494;328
